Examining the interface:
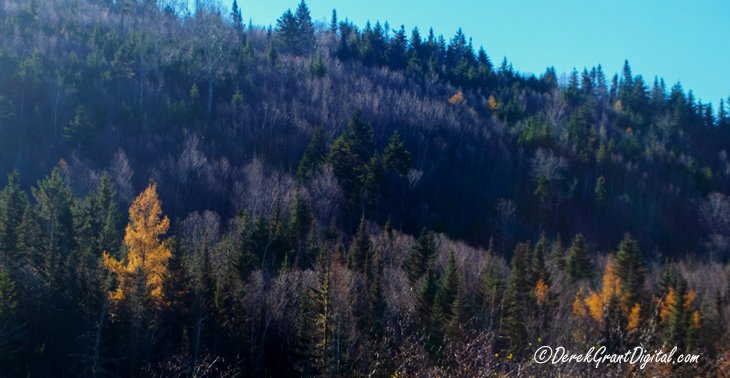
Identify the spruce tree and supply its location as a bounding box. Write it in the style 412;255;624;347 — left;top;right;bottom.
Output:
0;171;29;268
417;265;438;323
32;168;75;289
0;264;18;371
294;290;316;375
63;105;96;149
446;267;469;338
328;134;359;204
311;249;335;375
381;131;411;175
347;215;370;273
309;52;326;78
329;9;337;34
230;0;243;38
476;241;502;330
288;195;312;265
566;233;592;283
297;127;327;179
294;0;315;54
328;113;376;206
434;251;460;320
363;244;386;340
501;242;532;358
387;25;408;70
275;10;299;54
614;233;645;309
531;233;549;285
403;229;437;284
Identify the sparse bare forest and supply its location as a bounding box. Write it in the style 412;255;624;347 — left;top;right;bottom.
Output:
0;0;729;376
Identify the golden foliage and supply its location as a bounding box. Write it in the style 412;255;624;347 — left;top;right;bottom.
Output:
572;289;587;318
573;257;642;329
614;99;623;113
448;91;465;106
598;259;621;305
684;289;696;309
535;278;549;305
487;95;499;112
584;292;603;322
580;258;621;322
627;303;641;331
659;288;676;322
691;310;701;330
102;183;171;305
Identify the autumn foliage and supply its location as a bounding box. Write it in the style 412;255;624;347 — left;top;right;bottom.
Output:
103;183;171;306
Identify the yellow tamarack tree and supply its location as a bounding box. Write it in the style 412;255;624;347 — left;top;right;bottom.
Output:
572;256;642;331
102;182;171;306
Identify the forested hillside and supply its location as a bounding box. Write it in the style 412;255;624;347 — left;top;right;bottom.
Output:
0;0;729;376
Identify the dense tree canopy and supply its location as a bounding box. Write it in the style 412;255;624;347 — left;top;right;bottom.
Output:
0;0;728;376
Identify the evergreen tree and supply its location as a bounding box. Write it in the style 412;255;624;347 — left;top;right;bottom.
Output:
433;251;468;339
0;171;29;268
288;195;312;265
159;237;192;362
297;127;327;179
381;131;411;175
230;0;243;38
434;251;460;320
619;60;633;103
387;25;408;70
268;204;289;270
565;68;580;106
0;265;17;320
309;52;327;78
294;290;316;375
294;0;315;54
73;174;120;268
311;249;335;375
344;112;375;161
410;27;423;58
566;234;592;283
659;272;701;355
531;233;550;285
403;229;437;284
329;9;338;34
0;265;18;371
476;241;502;330
359;153;384;210
362;242;386;340
347;215;370;273
501;242;532;358
417;265;438;323
63;105;96;149
614;233;645;310
32;168;75;289
328;113;376;206
548;235;565;276
275;10;299;54
267;40;278;64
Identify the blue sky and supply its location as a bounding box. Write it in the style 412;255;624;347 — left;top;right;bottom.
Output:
223;0;730;107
